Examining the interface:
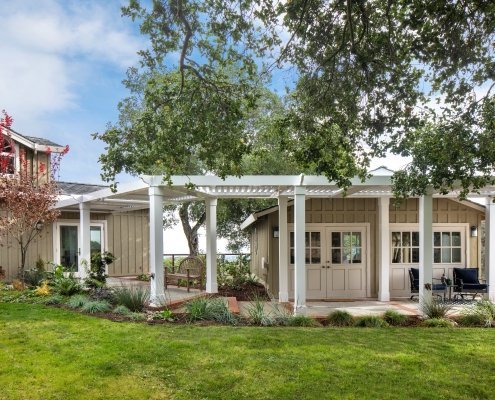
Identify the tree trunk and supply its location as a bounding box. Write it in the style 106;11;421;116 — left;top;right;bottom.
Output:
179;203;206;256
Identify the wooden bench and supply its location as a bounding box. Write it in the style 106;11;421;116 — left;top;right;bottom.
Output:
165;256;204;292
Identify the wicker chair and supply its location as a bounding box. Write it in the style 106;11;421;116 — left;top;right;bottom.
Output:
165;256;204;292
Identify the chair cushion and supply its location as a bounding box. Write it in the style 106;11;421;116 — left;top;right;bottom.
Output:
461;283;487;291
454;268;479;284
410;268;419;280
409;268;419;290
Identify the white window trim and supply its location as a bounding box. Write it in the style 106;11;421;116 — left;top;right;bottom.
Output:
52;220;108;273
389;223;469;267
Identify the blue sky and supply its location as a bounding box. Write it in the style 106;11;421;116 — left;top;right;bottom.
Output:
0;0;145;184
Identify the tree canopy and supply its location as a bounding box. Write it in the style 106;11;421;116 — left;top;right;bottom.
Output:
96;0;495;200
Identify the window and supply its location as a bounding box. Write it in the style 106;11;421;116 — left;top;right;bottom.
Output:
0;137;15;174
434;231;462;263
391;230;462;264
289;231;321;264
331;231;362;264
391;231;420;264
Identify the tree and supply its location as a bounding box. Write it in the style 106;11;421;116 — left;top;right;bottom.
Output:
104;0;495;199
0;112;68;279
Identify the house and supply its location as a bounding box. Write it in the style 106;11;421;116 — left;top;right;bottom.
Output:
241;169;486;301
0;128;150;281
51;173;495;309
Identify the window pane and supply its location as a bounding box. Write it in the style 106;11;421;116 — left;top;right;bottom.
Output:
290;249;294;264
305;232;310;247
353;232;361;246
451;232;461;247
412;232;420;246
412;248;420;263
434;232;441;247
332;232;340;247
60;226;78;272
311;248;321;264
434;248;441;263
305;248;310;264
392;232;401;246
343;232;352;248
402;232;411;246
442;232;451;247
342;247;352;264
392;248;401;263
290;232;294;247
90;227;102;255
311;232;321;247
452;248;461;263
352;247;362;263
402;248;411;263
332;249;341;264
442;248;451;263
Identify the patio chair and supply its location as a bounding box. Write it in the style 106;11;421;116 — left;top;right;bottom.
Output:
453;268;488;300
409;268;447;300
165;256;204;292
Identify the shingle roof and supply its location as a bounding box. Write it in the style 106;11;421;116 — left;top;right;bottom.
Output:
21;135;63;148
57;181;108;195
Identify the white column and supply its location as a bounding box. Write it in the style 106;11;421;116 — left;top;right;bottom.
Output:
486;198;495;301
378;197;390;301
419;194;433;301
293;186;306;312
278;196;289;302
79;202;91;280
149;186;165;306
206;198;218;293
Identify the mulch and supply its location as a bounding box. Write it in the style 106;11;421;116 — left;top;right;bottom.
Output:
217;282;271;301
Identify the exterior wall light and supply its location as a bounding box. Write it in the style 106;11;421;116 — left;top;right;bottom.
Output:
470;226;478;237
273;227;279;238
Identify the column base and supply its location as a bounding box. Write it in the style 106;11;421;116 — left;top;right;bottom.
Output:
206;282;218;294
378;292;390;302
278;291;289;303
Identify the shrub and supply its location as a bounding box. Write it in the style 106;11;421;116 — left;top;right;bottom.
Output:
419;292;452;319
354;316;389;328
113;305;132;315
457;313;485;327
88;287;115;303
113;286;149;312
52;276;82;296
327;310;354;327
217;255;251;289
39;294;65;305
383;310;408;326
81;300;111;314
185;297;238;325
286;315;320;327
85;252;115;289
246;297;273;326
23;268;46;287
461;300;495;327
129;312;147;321
67;295;90;309
34;281;51;297
421;318;456;328
136;274;151;282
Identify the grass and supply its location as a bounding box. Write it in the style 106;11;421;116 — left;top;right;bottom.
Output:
1;303;495;400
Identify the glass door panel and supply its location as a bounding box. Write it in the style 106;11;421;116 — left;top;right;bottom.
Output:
90;226;103;255
60;225;78;272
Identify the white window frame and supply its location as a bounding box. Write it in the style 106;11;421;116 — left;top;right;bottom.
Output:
389;223;469;267
53;220;108;272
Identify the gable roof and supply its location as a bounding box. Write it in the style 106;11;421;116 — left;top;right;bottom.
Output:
2;125;66;153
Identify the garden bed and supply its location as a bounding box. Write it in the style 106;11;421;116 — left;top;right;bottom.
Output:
217;281;270;301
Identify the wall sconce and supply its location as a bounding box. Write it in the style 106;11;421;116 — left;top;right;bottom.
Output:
273;227;279;238
470;226;478;237
35;221;44;231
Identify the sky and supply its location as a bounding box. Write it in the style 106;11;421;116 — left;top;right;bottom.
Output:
0;0;412;252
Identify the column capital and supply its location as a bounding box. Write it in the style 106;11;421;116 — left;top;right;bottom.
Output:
206;198;218;207
148;186;164;196
294;186;306;195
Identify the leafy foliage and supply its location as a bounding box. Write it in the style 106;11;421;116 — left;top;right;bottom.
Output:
421;318;456;328
67;295;91;309
461;300;495;327
246;296;273;326
327;310;354;327
112;286;150;312
383;310;408;326
419;292;452;319
81;300;112;314
85;252;115;289
185;296;238;325
354;316;389;328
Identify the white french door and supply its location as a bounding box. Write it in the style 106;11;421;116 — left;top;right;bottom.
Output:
53;221;106;274
288;224;369;299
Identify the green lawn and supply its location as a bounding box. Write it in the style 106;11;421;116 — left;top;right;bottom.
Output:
1;303;494;400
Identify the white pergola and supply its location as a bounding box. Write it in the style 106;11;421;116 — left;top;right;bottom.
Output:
55;172;495;310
